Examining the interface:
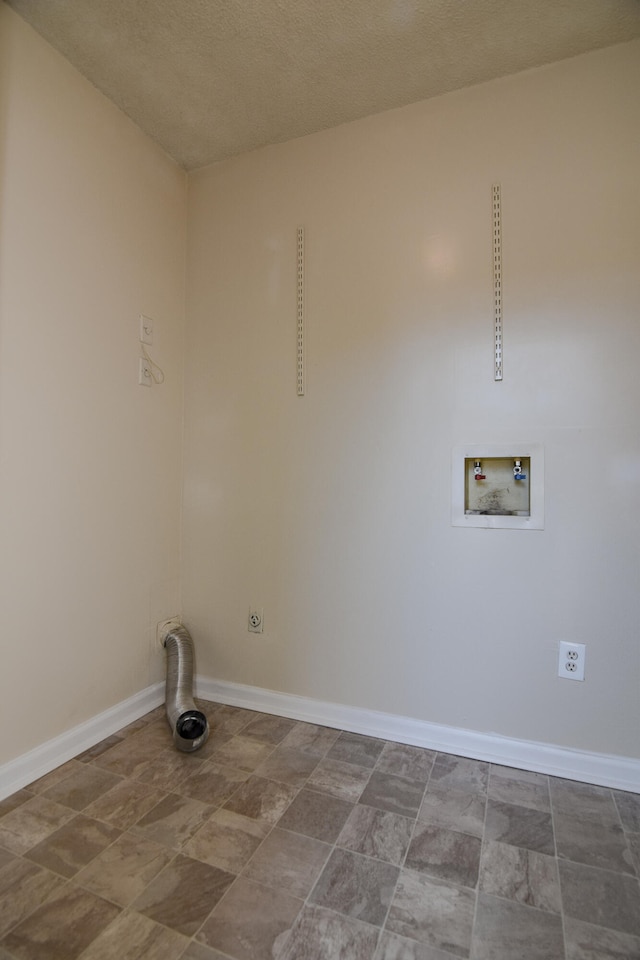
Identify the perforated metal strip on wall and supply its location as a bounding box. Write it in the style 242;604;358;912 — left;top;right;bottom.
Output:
297;226;305;396
492;184;503;382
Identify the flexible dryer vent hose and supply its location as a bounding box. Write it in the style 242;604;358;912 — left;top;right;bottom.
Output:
163;624;209;752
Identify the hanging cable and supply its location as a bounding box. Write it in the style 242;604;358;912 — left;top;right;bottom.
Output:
140;343;165;384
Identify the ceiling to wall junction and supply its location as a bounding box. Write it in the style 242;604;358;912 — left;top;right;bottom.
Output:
6;0;640;170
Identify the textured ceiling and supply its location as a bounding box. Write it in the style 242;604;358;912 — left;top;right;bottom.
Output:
6;0;640;170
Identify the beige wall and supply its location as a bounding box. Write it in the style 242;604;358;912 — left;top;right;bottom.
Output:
0;6;186;765
183;40;640;758
2;4;638;771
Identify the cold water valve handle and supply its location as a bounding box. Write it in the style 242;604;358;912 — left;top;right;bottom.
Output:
513;460;527;480
474;460;486;481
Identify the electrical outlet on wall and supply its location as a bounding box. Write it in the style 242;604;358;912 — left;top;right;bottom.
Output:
248;608;263;633
558;640;586;681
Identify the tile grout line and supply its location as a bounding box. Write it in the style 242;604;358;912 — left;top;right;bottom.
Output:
548;773;571;960
112;702;280;955
4;706;639;959
467;759;492;960
269;734;426;959
272;730;380;959
369;749;436;958
185;714;349;957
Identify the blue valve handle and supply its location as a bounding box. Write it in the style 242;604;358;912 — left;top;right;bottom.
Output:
514;473;527;480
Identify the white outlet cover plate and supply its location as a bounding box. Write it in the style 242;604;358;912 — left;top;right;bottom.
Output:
139;314;153;345
558;640;586;681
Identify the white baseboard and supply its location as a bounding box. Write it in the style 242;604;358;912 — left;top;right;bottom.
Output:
2;677;638;801
197;676;640;794
0;683;165;801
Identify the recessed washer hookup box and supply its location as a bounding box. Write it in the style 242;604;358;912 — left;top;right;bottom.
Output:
452;444;544;530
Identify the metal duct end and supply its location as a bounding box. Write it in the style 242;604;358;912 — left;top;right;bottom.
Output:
163;623;209;753
176;709;208;742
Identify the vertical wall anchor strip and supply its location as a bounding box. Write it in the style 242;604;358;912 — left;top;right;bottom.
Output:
297;226;305;396
492;184;503;381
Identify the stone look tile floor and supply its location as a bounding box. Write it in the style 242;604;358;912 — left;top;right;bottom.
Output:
0;702;639;959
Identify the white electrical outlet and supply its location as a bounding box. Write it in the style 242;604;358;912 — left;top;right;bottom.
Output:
558;640;586;681
248;608;263;633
